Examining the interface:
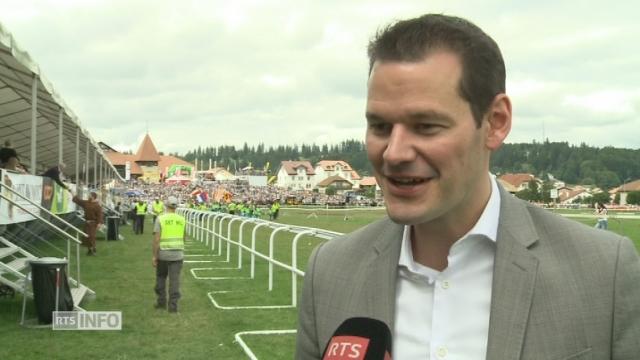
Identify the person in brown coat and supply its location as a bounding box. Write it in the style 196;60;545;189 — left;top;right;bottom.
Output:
72;191;103;255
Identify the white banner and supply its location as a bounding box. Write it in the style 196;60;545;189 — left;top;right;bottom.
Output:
0;169;44;225
125;161;131;181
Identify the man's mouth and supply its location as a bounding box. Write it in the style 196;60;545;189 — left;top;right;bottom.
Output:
388;177;430;186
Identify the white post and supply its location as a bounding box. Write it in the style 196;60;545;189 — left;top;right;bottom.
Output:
268;226;289;291
75;128;80;185
58;108;64;164
291;230;315;307
250;223;269;279
30;74;38;174
226;218;242;262
238;219;254;269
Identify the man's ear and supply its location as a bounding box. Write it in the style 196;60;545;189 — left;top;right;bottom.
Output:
485;94;512;150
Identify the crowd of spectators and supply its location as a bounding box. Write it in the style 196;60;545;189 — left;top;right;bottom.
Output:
118;180;379;210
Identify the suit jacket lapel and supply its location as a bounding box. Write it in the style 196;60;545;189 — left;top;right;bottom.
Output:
486;187;540;359
363;219;403;331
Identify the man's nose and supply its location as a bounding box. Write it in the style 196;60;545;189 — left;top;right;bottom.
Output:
382;125;416;164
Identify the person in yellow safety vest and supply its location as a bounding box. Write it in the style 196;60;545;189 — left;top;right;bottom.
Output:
270;200;281;220
135;199;148;235
152;195;185;313
152;198;164;223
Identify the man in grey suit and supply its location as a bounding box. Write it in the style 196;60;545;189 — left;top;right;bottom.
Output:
296;14;640;359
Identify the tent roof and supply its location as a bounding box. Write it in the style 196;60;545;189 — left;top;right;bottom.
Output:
0;22;122;182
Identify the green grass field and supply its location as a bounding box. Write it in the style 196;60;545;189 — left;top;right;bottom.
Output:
0;207;638;359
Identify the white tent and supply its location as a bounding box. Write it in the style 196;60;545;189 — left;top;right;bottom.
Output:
0;22;122;184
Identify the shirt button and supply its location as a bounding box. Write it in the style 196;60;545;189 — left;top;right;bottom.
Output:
441;280;450;289
436;346;448;358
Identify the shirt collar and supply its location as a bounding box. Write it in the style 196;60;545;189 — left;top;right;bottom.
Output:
398;173;501;271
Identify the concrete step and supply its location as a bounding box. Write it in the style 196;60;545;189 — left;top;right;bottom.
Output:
70;285;88;308
0;247;19;259
0;257;29;275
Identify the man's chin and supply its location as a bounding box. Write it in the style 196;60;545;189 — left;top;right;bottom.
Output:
385;208;425;226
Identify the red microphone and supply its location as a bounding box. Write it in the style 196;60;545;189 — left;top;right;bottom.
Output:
322;317;392;360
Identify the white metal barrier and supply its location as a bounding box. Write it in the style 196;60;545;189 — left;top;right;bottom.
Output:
177;207;341;307
234;330;298;360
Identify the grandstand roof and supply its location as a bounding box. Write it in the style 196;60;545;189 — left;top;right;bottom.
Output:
0;22;121;181
103;151;142;174
135;133;161;162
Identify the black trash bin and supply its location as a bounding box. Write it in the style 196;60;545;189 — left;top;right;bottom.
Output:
107;216;119;240
30;258;74;324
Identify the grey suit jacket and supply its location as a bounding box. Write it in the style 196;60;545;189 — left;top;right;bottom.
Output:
296;187;640;359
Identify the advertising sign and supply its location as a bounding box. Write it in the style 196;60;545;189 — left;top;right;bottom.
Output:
0;170;44;225
167;165;192;178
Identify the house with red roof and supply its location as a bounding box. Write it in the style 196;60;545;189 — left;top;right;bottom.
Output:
102;133;193;184
276;160;315;190
498;173;541;192
609;178;640;205
314;160;361;188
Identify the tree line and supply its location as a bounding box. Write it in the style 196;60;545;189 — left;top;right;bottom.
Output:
180;139;639;191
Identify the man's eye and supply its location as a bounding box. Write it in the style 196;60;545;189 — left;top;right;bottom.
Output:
415;123;442;134
368;122;391;134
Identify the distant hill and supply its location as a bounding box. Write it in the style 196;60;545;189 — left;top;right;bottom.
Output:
182;140;640;191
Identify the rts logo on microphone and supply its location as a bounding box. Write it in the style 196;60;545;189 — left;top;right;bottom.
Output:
323;336;369;359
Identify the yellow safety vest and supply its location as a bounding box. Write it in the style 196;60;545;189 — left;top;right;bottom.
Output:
136;203;147;215
159;213;186;250
153;201;164;215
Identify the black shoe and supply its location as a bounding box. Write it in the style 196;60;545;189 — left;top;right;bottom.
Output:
87;249;94;256
168;307;178;313
154;303;166;310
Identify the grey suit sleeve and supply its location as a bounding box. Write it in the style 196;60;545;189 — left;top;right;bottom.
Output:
612;238;640;358
295;243;324;359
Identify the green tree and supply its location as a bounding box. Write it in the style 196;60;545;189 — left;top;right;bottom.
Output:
627;191;640;205
590;192;611;206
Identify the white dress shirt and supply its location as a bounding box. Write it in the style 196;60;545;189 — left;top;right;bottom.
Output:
393;175;501;359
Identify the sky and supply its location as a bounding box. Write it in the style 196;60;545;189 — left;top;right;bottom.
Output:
1;0;638;154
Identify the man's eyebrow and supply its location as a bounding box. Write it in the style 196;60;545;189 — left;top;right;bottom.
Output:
407;110;453;122
365;110;453;123
365;112;385;122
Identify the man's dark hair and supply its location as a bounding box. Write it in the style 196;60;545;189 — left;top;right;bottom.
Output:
367;14;506;127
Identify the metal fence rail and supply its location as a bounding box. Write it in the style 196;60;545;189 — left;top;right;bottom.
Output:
177;208;341;307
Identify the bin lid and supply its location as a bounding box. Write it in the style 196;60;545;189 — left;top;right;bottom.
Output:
29;257;68;265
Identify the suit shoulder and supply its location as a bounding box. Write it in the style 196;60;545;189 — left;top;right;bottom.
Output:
314;217;401;264
525;203;628;256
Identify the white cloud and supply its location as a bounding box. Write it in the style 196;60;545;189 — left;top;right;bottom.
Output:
1;0;639;154
563;90;636;115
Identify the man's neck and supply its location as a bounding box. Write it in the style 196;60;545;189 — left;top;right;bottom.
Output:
410;176;493;271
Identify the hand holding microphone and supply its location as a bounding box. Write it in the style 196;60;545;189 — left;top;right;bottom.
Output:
322;317;392;360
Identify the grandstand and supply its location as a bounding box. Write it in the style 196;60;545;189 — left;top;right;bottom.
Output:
1;22;123;324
